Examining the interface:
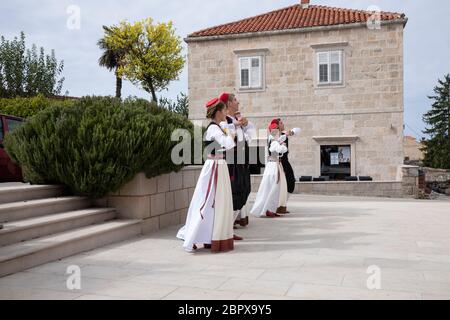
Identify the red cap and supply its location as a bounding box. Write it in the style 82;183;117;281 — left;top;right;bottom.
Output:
206;97;219;109
268;118;279;131
219;92;230;104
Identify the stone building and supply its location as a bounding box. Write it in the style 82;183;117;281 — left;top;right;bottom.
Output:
404;136;424;163
186;0;408;181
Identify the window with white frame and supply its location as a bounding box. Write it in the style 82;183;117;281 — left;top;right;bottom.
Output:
239;56;263;89
317;51;343;85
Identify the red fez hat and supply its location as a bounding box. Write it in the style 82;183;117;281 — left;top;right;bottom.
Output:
219;92;230;103
206;97;219;109
268;118;279;131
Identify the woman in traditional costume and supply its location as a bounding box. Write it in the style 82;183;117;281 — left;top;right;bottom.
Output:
250;119;289;218
177;98;236;253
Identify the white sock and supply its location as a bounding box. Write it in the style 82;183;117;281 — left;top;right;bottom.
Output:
233;210;240;221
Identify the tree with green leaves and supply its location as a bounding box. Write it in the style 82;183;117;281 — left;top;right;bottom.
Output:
103;18;185;102
159;93;189;118
422;74;450;169
0;31;64;98
97;26;126;99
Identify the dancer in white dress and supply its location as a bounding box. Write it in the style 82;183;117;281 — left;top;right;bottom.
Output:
177;97;236;253
250;119;289;218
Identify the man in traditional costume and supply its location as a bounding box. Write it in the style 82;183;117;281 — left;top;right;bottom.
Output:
219;93;255;231
177;98;235;253
250;119;288;218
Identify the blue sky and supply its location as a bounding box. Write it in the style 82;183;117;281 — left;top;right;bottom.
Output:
1;0;449;139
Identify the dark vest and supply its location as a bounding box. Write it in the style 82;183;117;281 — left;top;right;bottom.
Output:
281;134;289;162
226;116;250;165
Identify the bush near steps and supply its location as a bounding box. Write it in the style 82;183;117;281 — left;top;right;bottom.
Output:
4;96;195;198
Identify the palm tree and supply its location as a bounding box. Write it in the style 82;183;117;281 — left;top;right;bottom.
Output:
97;26;125;99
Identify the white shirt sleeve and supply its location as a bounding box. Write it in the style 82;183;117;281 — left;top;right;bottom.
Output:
269;140;288;154
291;128;301;136
205;124;235;151
242;121;256;143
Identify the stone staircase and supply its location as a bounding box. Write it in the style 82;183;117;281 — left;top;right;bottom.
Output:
0;184;141;278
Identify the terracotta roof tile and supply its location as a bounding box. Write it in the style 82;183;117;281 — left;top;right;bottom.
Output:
188;4;406;39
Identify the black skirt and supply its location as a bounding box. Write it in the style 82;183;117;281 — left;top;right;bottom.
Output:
228;164;251;211
282;158;296;194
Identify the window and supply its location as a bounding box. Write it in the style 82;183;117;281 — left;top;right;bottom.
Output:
320;145;351;180
6;118;23;133
239;56;262;89
317;51;342;85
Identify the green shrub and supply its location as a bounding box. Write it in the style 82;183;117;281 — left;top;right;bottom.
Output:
0;95;75;118
4;96;194;198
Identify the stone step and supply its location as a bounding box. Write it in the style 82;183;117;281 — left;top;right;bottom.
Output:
0;184;66;204
0;208;117;246
0;219;141;278
0;197;92;223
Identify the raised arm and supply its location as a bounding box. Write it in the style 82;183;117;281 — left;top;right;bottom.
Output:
243;121;256;143
269;139;288;154
206;124;235;151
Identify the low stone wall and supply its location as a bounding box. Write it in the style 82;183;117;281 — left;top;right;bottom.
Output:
97;166;202;234
421;167;450;195
400;166;420;198
251;166;421;198
422;167;450;183
251;176;404;198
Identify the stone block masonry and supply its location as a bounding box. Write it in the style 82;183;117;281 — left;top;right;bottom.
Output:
98;166;201;235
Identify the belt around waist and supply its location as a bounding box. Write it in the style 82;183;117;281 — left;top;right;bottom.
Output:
207;154;225;160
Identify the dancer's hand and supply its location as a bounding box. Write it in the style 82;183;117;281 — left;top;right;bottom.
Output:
236;118;248;127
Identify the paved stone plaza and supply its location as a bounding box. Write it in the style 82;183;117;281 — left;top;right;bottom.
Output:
1;194;449;300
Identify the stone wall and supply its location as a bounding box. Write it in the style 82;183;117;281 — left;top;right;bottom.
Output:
97;166;201;234
422;167;450;183
187;23;405;181
404;136;424;162
401;165;420;198
251;165;420;198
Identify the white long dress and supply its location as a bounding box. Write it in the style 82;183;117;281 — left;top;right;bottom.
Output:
250;138;288;217
177;124;236;253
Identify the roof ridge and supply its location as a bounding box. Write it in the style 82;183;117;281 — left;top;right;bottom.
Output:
187;3;407;39
311;4;404;17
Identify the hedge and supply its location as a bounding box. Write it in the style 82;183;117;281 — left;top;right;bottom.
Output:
4;96;195;198
0;95;76;118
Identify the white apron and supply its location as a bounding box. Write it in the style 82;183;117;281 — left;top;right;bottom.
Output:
250;160;284;217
